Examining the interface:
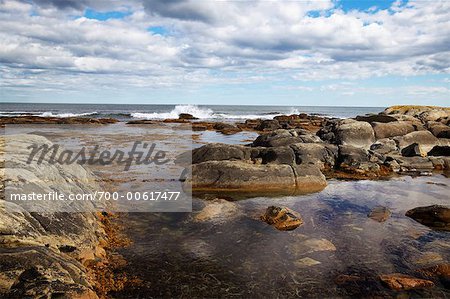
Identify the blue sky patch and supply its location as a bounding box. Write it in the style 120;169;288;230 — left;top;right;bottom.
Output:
84;9;131;21
148;26;169;36
337;0;407;12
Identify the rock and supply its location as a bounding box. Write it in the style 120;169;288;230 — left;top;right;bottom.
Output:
370;138;398;154
394;130;439;153
406;205;450;231
384;105;450;121
379;273;434;290
260;206;303;231
335;120;375;148
0;135;106;297
126;120;157;125
368;206;391;222
393;156;434;172
401;143;426;157
290;238;336;256
355;114;397;123
294;257;321;267
0;116;118;125
191;143;252;164
252;129;321;147
290;143;338;170
428;145;450;156
178;113;198;120
194;198;239;224
418;263;450;280
260;146;296;165
255;119;281;131
427;122;450;138
371;121;416;139
212;122;242;135
185;161;327;197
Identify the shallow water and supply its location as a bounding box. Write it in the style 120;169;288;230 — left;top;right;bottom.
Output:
5;123;449;297
112;177;450;298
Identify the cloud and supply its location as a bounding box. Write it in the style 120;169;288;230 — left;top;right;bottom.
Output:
0;0;449;102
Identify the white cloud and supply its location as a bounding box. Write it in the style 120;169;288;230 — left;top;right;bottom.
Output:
0;0;449;96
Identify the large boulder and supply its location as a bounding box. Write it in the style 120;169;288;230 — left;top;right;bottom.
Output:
290;143;338;170
401;143;426;157
336;145;385;175
259;146;296;165
335;120;375;148
394;130;439;153
191;143;252;164
255;119;281;131
253;129;321;147
370;138;398;154
406;205;450;231
426;122;450;138
371;121;416;139
184;161;326;196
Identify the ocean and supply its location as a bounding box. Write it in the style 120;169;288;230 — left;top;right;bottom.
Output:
0;103;384;120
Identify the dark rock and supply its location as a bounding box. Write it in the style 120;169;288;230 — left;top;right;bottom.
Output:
255;119;281;131
178;113;198;120
428;145;450;156
401;143;426;157
261;206;303;231
355;114;397;123
368;206;391;222
260;146;296;165
379;273;434;290
406;205;450;231
191;143;251;164
427;122;450;138
371;121;416;139
212;122;242;135
253;129;321;147
127;119;157;125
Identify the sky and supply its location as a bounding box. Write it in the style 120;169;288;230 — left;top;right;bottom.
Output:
0;0;449;107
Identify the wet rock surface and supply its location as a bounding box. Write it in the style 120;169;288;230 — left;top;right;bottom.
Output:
406;205;450;231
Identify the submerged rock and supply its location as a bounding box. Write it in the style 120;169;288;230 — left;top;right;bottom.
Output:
261;206;303;231
289;238;336;256
367;206;391;222
406;205;450;231
294;257;321;267
194;199;239;224
379;273;434;290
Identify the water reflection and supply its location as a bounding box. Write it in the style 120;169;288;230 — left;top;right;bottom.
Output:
114;176;450;298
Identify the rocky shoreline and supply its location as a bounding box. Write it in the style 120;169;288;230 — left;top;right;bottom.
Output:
0;135;130;298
